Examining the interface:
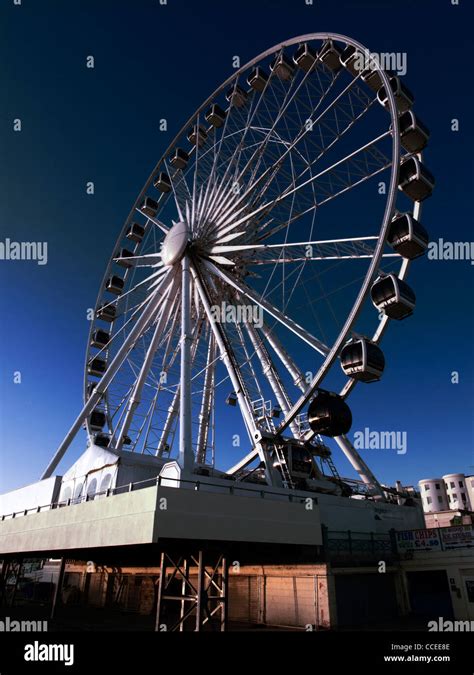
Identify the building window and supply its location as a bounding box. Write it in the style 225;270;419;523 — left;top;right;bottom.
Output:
86;478;97;499
438;496;443;503
426;496;432;504
435;483;440;489
99;473;112;493
74;482;83;501
445;483;449;489
461;492;467;501
450;482;455;489
59;487;72;503
425;484;430;491
459;481;464;488
448;495;451;502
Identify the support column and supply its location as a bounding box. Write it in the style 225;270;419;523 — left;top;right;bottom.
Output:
9;558;23;608
0;558;10;606
154;552;167;632
179;255;194;474
50;557;66;620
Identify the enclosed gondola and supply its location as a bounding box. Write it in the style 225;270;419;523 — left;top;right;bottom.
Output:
89;410;106;431
399;110;430;153
339;44;365;77
88;358;107;378
115;248;134;268
370;274;416;320
361;66;384;92
377;76;414;113
205;104;226;128
94;433;110;448
226;391;237;406
90;329;110;349
247;67;269;92
387;212;429;259
187;124;208;147
308;390;352;437
153;172;172;193
169;147;189;170
398;157;435;202
96;304;116;322
140;197;158;218
126;222;145;243
340;338;385;383
225;84;248;108
270;53;294;80
105;275;124;295
319;40;343;72
293;43;317;72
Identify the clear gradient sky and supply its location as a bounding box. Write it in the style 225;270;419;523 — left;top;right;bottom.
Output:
1;0;473;494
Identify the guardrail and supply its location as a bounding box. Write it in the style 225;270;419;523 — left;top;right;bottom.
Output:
0;473;316;521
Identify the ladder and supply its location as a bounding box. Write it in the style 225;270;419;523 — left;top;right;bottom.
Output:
273;444;295;490
323;452;343;485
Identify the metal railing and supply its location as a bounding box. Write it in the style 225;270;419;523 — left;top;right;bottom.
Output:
0;473;316;521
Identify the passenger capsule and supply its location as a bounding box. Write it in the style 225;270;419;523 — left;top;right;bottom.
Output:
170;148;189;170
270;53;295;80
96;304;116;322
226;391;237;406
88;358;107;377
247;67;269;92
226;84;248;108
388;212;429;259
371;274;416;320
115;248;134;268
90;329;110;349
140;197;159;218
340;338;385;383
126;222;145;243
89;410;106;431
187;124;208;147
205;104;226;128
293;43;317;72
398;157;435;202
153;172;171;193
340;45;366;77
94;433;110;448
377;76;414;113
319;40;343;72
105;275;124;295
361;67;384;92
399;110;430;153
308;390;352;437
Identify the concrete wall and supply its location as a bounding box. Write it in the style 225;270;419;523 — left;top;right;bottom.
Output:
0;484;322;554
0;486;158;554
318;492;424;534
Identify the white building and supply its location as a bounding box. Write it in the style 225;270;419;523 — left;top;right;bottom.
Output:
419;478;449;513
443;473;472;511
419;473;473;514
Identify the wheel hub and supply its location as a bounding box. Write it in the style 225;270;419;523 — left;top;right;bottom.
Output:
161;220;189;266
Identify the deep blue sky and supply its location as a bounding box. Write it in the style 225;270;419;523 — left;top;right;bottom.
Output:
1;0;473;493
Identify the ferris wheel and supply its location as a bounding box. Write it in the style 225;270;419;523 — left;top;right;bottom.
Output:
42;33;434;495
